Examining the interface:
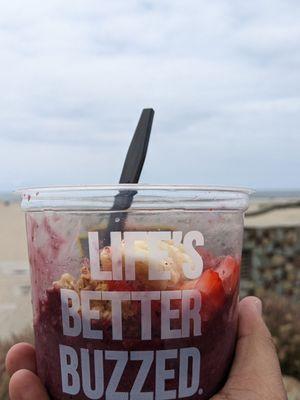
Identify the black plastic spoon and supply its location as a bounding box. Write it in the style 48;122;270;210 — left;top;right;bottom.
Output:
101;108;154;246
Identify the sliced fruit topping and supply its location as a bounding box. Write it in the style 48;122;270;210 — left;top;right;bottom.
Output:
181;268;226;321
196;269;226;321
215;256;239;295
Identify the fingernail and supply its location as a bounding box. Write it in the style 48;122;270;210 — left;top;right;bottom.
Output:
253;298;262;315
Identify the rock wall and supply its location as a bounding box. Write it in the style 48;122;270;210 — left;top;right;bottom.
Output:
241;226;300;300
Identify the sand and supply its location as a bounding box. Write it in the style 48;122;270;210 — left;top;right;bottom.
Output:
0;202;31;338
246;206;300;228
0;202;28;262
0;199;299;339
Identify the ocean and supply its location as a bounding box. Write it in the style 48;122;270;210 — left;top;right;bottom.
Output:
0;191;20;203
253;190;300;199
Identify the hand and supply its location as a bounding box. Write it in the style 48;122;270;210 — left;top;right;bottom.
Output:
6;297;287;400
211;296;287;400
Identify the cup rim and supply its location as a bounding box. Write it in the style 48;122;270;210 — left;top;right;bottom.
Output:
18;184;253;212
17;184;254;196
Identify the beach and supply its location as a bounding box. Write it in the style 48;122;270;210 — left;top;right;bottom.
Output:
0;202;31;338
0;201;28;262
0;197;300;339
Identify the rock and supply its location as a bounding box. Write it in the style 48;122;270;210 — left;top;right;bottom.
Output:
256;229;264;239
285;230;298;246
285;263;295;273
284;246;296;258
282;281;294;295
271;254;285;268
265;243;275;255
274;268;284;280
263;269;274;283
285;312;293;323
262;237;270;246
279;324;293;341
252;254;263;269
254;286;266;298
287;271;297;281
275;228;284;241
294;255;300;269
283;375;300;400
240;280;255;297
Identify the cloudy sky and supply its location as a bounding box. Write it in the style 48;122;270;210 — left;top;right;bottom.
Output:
0;0;300;191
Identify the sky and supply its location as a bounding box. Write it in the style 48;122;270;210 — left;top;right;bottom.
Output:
0;0;300;191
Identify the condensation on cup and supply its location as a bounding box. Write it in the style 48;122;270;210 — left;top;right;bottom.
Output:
20;185;251;400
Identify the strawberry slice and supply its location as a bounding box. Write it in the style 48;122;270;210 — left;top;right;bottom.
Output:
196;269;226;321
181;269;225;321
215;256;239;295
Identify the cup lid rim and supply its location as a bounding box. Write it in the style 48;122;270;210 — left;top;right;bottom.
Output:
17;184;254;196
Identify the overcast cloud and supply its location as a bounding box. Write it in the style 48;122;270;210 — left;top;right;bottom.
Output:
0;0;300;190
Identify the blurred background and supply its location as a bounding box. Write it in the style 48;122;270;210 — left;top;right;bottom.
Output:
0;1;299;399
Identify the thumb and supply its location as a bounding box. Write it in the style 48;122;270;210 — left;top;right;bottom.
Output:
215;296;287;400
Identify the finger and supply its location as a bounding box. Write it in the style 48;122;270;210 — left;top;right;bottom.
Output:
6;343;37;377
217;296;287;399
9;369;50;400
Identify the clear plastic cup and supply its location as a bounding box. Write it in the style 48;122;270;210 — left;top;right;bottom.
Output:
20;185;251;400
